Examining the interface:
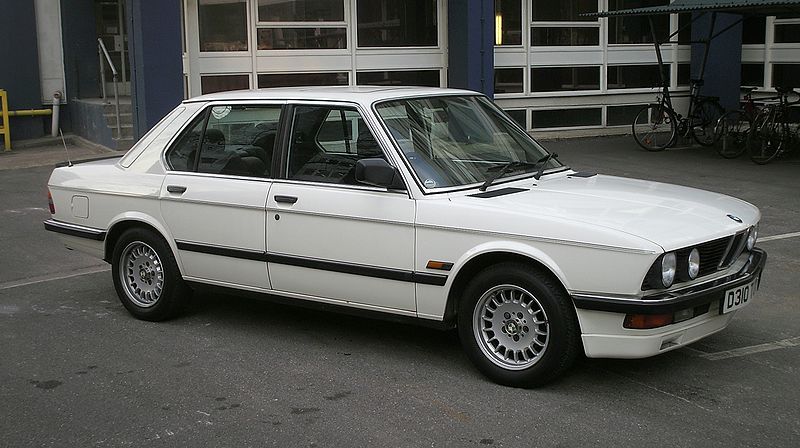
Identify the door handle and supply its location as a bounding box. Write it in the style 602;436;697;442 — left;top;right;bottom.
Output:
167;185;187;194
274;195;298;204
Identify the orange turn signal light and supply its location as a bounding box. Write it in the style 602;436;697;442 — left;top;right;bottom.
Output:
425;260;453;271
623;313;674;329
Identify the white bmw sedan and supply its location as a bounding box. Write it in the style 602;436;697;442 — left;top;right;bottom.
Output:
45;87;766;387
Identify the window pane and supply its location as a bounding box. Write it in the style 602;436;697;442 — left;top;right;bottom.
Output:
257;27;346;49
772;64;800;88
531;108;602;129
167;113;207;171
531;0;596;21
607;104;645;126
198;105;282;177
200;75;250;94
198;0;247;52
357;70;440;87
257;0;344;22
742;17;765;44
531;27;599;46
678;63;691;86
607;0;669;44
530;66;600;92
495;0;522;45
608;65;668;89
257;72;348;87
775;24;800;43
678;13;691;44
532;108;601;129
503;109;527;129
357;0;438;47
494;68;523;94
741;63;764;87
287;106;385;185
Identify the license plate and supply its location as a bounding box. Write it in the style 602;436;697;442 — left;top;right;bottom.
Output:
721;279;758;314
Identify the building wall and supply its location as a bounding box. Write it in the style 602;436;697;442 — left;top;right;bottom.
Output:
0;0;46;141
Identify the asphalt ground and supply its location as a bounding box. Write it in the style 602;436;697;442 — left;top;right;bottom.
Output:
0;137;798;447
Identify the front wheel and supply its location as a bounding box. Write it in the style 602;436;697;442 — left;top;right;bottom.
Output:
457;263;580;388
691;100;725;146
111;228;190;321
632;104;677;151
715;110;751;159
747;112;786;165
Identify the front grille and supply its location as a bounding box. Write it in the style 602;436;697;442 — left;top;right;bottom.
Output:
696;235;734;276
720;230;748;268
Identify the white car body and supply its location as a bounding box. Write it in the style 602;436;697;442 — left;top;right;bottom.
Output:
45;87;766;366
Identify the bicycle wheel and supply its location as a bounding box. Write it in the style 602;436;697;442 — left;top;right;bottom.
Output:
632;104;677;151
748;109;786;165
691;100;725;146
714;110;751;159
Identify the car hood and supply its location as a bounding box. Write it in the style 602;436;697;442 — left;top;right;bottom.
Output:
447;174;759;251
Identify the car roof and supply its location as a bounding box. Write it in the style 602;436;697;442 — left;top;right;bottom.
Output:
183;86;481;105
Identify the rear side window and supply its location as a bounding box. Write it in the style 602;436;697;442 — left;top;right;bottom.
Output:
166;104;282;178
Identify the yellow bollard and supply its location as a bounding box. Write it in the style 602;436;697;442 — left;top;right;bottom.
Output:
0;89;10;151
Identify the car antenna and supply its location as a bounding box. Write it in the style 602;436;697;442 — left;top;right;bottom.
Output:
59;128;72;167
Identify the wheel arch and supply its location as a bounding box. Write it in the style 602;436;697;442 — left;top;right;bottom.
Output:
442;245;572;325
104;213;182;273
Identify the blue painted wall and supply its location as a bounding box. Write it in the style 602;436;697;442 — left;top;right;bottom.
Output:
127;0;184;139
0;0;46;141
60;0;102;136
691;12;743;112
448;0;494;97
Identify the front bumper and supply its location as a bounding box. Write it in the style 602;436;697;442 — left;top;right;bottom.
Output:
572;248;767;359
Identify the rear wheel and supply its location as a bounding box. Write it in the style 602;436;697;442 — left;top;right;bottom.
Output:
691;99;725;146
457;263;580;388
111;228;190;321
632;104;677;151
715;110;750;159
748;110;786;165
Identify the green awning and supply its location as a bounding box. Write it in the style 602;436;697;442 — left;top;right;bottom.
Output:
586;0;800;18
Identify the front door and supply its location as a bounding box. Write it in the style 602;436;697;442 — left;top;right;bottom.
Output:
266;103;417;312
159;103;283;290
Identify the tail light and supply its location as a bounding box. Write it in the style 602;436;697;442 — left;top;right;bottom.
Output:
47;191;55;214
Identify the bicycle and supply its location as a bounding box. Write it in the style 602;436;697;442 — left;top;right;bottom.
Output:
714;86;762;159
632;79;725;151
746;86;799;165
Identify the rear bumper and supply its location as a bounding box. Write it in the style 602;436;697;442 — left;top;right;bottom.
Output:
573;248;766;359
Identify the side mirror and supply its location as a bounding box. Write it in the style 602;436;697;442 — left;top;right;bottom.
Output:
355;158;406;190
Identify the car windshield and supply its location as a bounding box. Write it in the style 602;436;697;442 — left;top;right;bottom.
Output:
374;95;563;190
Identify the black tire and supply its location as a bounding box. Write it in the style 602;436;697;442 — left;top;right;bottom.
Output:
691;100;725;146
715;110;750;159
632;104;677;151
457;262;580;388
111;227;190;321
747;110;785;165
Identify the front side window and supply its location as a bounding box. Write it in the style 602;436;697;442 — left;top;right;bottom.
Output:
166;105;282;178
374;96;561;190
287;105;386;185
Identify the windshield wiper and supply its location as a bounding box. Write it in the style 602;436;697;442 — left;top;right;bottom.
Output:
534;152;559;180
479;161;538;191
479;152;560;191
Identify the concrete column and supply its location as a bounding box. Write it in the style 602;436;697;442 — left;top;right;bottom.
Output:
448;0;494;97
691;12;743;111
127;0;183;139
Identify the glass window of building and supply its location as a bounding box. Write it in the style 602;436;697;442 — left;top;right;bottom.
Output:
256;1;347;50
742;17;766;44
607;65;668;89
774;23;800;43
258;72;349;88
531;0;598;47
357;0;438;47
531;0;596;21
257;28;346;49
257;0;344;22
503;109;527;129
741;63;764;87
200;74;250;94
531;108;601;129
607;0;669;45
356;70;440;87
495;0;522;45
607;105;646;126
530;66;600;92
494;68;524;94
531;27;599;46
772;64;800;88
198;0;248;52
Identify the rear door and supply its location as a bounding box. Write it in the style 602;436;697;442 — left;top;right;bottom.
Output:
159;102;283;290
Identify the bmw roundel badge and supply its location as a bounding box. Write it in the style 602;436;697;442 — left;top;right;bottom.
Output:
727;214;743;223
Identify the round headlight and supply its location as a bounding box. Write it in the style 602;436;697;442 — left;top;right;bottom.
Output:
747;225;758;251
661;252;677;288
688;248;700;279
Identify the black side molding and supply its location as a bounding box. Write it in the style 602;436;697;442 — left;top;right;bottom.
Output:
44;219;106;241
177;241;448;286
